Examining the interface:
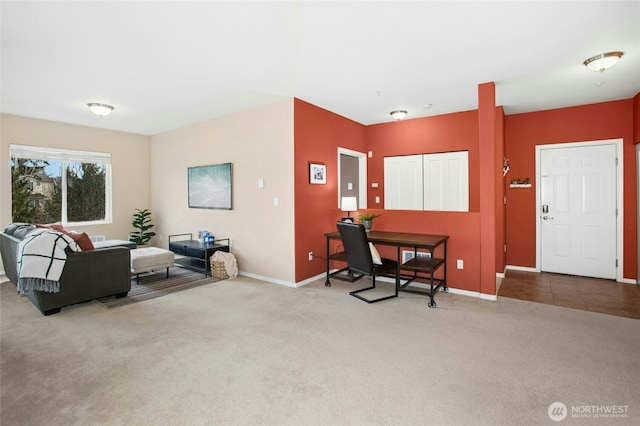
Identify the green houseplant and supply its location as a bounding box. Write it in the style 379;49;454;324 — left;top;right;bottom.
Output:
129;208;156;246
357;212;381;232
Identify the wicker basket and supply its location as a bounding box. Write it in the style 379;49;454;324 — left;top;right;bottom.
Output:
210;260;229;279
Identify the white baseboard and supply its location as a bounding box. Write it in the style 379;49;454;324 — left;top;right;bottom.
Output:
295;271;330;287
373;276;497;301
506;265;539;273
239;268;640;297
238;271;298;288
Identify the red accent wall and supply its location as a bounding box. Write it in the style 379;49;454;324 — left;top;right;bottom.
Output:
504;100;637;279
294;99;367;282
478;82;498;295
294;95;638;288
365;110;481;211
364;109;487;294
496;107;506;274
635;92;640;143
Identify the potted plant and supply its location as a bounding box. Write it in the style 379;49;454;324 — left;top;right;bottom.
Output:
129;208;156;247
357;212;381;232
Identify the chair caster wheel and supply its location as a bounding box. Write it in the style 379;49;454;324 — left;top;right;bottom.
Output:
428;300;437;308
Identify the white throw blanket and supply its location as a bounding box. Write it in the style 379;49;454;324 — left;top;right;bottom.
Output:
17;229;80;295
211;251;238;279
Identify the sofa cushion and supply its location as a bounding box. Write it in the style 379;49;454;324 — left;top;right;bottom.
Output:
36;223;94;251
94;240;136;250
4;223;37;239
65;231;94;251
37;222;66;232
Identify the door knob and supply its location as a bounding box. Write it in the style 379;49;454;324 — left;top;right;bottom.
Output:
542;216;554;220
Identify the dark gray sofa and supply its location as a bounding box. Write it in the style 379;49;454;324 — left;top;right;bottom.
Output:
1;224;134;315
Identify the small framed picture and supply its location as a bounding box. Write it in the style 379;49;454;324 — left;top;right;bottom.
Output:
309;162;326;184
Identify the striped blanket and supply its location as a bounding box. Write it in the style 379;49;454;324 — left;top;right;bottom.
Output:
17;228;80;295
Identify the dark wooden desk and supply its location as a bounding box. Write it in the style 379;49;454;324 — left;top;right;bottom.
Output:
324;230;449;307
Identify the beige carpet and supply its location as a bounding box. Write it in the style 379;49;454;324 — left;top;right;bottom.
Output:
1;276;638;425
98;267;221;309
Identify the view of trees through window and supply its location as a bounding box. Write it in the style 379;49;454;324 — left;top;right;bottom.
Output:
11;157;107;224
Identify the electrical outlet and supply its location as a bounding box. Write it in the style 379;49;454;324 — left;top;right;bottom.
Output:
457;259;464;269
308;252;313;261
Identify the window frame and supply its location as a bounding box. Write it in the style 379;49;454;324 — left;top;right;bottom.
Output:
10;144;113;226
383;151;469;212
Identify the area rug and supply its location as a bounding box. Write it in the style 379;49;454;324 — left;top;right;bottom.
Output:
97;266;222;309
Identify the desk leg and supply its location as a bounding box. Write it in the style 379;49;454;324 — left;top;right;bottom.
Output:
396;245;400;297
441;240;448;292
325;236;331;287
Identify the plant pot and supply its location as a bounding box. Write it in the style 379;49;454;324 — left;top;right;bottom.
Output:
362;220;372;232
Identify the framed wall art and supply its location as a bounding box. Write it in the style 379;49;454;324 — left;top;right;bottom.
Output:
309;162;326;184
188;163;232;209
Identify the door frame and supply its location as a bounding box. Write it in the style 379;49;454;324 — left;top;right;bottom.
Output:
535;138;623;282
337;147;367;209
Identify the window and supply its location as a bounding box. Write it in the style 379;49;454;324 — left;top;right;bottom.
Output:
10;144;112;225
384;151;469;212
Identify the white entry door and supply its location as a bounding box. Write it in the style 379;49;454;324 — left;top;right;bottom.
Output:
540;144;617;279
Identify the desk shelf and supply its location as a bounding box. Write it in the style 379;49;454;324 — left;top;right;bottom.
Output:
327;251;364;282
401;257;445;273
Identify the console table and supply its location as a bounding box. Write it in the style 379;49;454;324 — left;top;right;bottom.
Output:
168;233;230;277
324;230;448;307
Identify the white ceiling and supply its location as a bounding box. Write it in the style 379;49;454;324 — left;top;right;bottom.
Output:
2;1;639;136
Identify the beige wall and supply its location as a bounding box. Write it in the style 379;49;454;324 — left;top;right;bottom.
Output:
0;114;151;240
150;99;295;284
1;100;295;284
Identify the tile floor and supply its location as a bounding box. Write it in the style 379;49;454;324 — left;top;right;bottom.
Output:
498;270;640;319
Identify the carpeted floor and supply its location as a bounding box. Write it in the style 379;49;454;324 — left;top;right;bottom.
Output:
1;275;639;425
98;266;222;308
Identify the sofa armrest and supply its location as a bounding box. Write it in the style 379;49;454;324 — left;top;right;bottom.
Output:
26;246;131;315
0;232;20;284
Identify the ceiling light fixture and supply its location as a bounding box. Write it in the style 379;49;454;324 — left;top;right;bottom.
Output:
390;110;408;120
583;51;623;72
87;102;114;116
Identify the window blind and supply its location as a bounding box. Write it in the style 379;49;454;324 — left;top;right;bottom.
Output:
10;144;111;164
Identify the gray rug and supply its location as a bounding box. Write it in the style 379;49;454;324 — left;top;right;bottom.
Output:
97;266;221;308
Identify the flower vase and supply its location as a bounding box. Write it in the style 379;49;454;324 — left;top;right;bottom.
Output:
362;220;372;232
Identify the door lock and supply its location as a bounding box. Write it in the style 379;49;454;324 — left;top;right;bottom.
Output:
542;204;549;214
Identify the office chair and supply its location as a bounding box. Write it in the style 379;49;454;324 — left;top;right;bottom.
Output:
336;221;399;303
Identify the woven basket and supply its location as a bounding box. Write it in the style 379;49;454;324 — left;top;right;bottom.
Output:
210;260;229;279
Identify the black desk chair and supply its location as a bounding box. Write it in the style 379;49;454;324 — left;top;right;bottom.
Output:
336;221;399;303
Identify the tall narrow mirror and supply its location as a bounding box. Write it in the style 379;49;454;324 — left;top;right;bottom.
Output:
337;147;367;210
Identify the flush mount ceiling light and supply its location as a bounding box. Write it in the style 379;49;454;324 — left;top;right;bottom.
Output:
390;110;408;120
87;102;114;116
583;51;623;72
